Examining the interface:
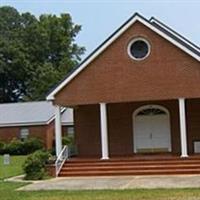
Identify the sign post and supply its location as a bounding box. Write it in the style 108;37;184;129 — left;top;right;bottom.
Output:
3;154;10;180
4;154;10;165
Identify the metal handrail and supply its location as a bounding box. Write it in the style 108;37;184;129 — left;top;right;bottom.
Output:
55;145;69;176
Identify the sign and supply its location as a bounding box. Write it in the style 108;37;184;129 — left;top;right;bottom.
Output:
3;154;10;165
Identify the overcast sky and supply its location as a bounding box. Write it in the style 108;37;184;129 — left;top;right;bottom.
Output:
1;0;200;59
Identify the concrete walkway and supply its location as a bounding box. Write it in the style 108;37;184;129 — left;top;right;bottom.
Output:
17;175;200;191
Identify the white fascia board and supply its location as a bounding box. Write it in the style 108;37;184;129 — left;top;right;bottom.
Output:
150;18;200;53
46;16;141;100
0;122;47;127
46;107;66;124
61;122;74;126
139;17;200;61
46;15;200;100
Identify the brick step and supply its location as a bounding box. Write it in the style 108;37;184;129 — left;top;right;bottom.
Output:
61;164;200;172
59;168;200;177
63;160;200;167
66;157;200;163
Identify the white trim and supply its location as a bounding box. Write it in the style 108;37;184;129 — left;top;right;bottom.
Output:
46;14;200;100
127;37;151;61
150;18;200;53
46;107;66;124
61;122;74;126
0;121;73;128
100;103;109;160
0;122;50;127
55;105;62;157
178;98;188;157
132;104;171;153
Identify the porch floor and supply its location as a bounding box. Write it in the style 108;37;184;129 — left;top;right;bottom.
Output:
59;154;200;177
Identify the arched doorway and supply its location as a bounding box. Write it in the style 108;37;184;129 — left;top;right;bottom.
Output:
133;105;171;153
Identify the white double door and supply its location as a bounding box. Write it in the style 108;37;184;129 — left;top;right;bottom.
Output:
134;114;171;153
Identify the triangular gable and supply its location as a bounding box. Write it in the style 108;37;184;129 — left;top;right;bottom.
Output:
47;13;200;100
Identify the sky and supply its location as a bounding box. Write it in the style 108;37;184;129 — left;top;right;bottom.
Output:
1;0;200;58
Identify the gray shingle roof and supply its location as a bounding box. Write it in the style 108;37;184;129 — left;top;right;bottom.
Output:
61;108;73;125
0;101;73;127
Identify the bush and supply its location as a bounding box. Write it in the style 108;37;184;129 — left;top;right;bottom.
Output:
5;138;24;155
62;136;74;145
23;150;50;180
62;136;77;156
0;141;5;154
1;138;43;155
23;138;43;154
50;136;75;156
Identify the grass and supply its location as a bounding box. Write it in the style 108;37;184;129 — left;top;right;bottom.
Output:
0;156;200;200
0;155;27;179
1;181;200;200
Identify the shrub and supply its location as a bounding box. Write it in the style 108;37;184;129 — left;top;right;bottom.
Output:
50;136;75;156
1;138;43;155
0;141;5;154
62;136;73;145
5;138;24;155
62;136;77;156
23;138;43;154
23;150;50;180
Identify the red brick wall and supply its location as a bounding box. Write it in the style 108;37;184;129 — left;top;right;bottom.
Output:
75;100;182;157
186;99;200;154
74;105;101;157
46;122;55;149
0;122;74;151
54;21;200;106
0;127;19;142
0;125;52;149
108;100;181;156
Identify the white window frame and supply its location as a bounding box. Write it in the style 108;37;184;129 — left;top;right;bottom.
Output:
67;126;74;137
127;37;151;61
20;127;29;140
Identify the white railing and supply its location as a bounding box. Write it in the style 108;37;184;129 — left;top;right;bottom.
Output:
55;145;69;177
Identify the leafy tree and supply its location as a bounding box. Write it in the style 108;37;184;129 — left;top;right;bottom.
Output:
0;6;85;102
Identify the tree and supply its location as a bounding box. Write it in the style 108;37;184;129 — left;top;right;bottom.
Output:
0;6;85;102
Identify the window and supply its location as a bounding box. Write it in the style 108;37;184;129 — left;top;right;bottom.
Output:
137;108;166;116
20;128;29;140
128;38;150;60
67;127;74;137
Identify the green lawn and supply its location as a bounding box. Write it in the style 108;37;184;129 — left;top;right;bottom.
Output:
0;155;27;179
1;181;200;200
1;156;200;200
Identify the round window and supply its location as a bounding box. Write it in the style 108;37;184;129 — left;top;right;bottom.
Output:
128;38;150;60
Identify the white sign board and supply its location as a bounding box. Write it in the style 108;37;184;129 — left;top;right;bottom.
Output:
194;141;200;153
3;154;10;165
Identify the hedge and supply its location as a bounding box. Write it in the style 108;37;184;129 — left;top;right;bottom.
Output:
0;138;43;155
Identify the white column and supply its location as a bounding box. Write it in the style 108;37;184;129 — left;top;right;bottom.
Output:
178;98;188;157
100;103;109;159
55;105;62;157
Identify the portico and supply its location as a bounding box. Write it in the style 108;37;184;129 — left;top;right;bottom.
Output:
53;98;196;158
47;13;200;176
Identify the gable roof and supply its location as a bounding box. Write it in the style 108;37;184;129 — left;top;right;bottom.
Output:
150;17;200;56
46;13;200;101
0;101;73;127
